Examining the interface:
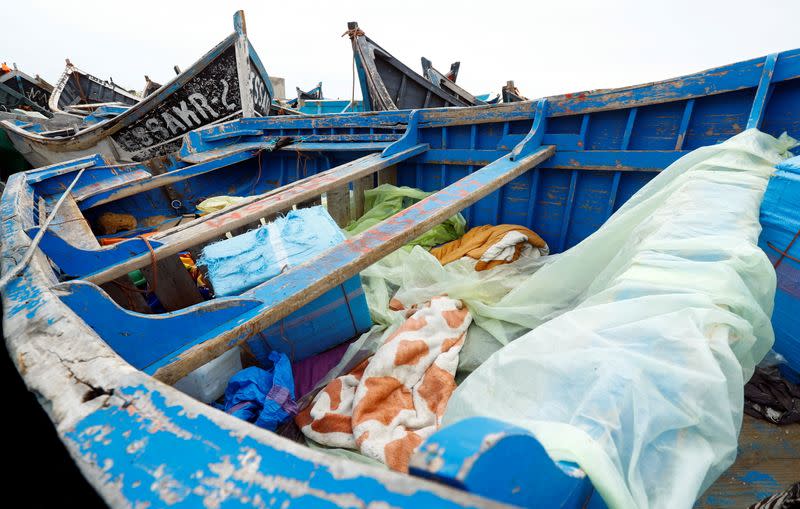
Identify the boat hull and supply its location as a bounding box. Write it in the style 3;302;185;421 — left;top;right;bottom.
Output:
1;12;274;167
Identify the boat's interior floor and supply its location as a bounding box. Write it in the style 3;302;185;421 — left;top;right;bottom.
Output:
695;416;799;508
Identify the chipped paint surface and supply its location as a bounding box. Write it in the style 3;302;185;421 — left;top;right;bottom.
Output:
66;386;501;509
1;174;504;508
0;11;272;167
4;44;800;509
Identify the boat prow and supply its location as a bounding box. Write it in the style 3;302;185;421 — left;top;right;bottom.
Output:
1;10;275;167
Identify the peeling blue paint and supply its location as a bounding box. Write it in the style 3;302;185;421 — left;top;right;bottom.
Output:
66;385;492;508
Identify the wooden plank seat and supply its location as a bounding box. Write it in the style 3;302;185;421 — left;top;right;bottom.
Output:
29;144;427;281
53;143;553;380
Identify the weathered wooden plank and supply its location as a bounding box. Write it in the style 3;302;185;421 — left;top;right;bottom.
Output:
141;254;203;311
326;186;351;227
48;193;152;312
377;165;397;186
102;276;152;313
1;171;503;509
353;175;374;220
79;149;257;210
83;144;429;285
150;145;555;384
695;415;800;508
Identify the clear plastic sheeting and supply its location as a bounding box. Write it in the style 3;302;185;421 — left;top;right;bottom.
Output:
360;247;549;374
443;130;796;509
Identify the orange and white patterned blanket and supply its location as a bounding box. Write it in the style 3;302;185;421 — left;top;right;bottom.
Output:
296;296;472;471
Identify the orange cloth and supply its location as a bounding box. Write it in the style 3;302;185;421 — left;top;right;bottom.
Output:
0;63;10;74
430;224;546;271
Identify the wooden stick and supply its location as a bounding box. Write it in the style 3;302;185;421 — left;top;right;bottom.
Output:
83;144;428;285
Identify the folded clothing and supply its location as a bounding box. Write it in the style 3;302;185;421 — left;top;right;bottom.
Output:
346;184;466;249
296;296;472;472
219;351;297;431
430;224;548;271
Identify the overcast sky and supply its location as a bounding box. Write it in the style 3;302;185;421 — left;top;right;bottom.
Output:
4;0;799;102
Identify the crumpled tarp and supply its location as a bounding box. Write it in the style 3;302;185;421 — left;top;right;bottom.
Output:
443;129;797;509
346;184;466;249
219;351;296;431
201;206;344;296
758;153;800;371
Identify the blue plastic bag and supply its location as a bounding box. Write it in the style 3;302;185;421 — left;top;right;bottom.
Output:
220;351;297;431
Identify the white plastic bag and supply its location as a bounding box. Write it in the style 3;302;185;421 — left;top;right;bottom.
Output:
443;130;796;509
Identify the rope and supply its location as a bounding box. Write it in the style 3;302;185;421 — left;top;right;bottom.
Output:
350;48;356;108
341;28;363;110
139;235;158;294
341;27;365;39
768;227;800;268
251;149;264;195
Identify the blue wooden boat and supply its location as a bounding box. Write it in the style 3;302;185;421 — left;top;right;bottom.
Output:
2;47;800;508
284;82;365;113
283;82;323;109
0;11;275;168
297;81;324;102
297;98;365;114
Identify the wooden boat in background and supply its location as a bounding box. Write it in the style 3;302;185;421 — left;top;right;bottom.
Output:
48;60;140;115
1;10;275;167
502;80;527;102
297;81;324;101
346;21;484;110
0;66;54;116
421;57;494;105
2;45;799;508
297;99;364;114
142;75;163;97
284;82;324;108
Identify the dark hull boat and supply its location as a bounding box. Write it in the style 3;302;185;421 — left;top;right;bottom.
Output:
297;81;324;101
501;80;527;102
284;82;324;109
1;10;274;167
347;22;485;110
0;67;54;115
49;60;140;115
2;47;800;509
421;57;496;105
